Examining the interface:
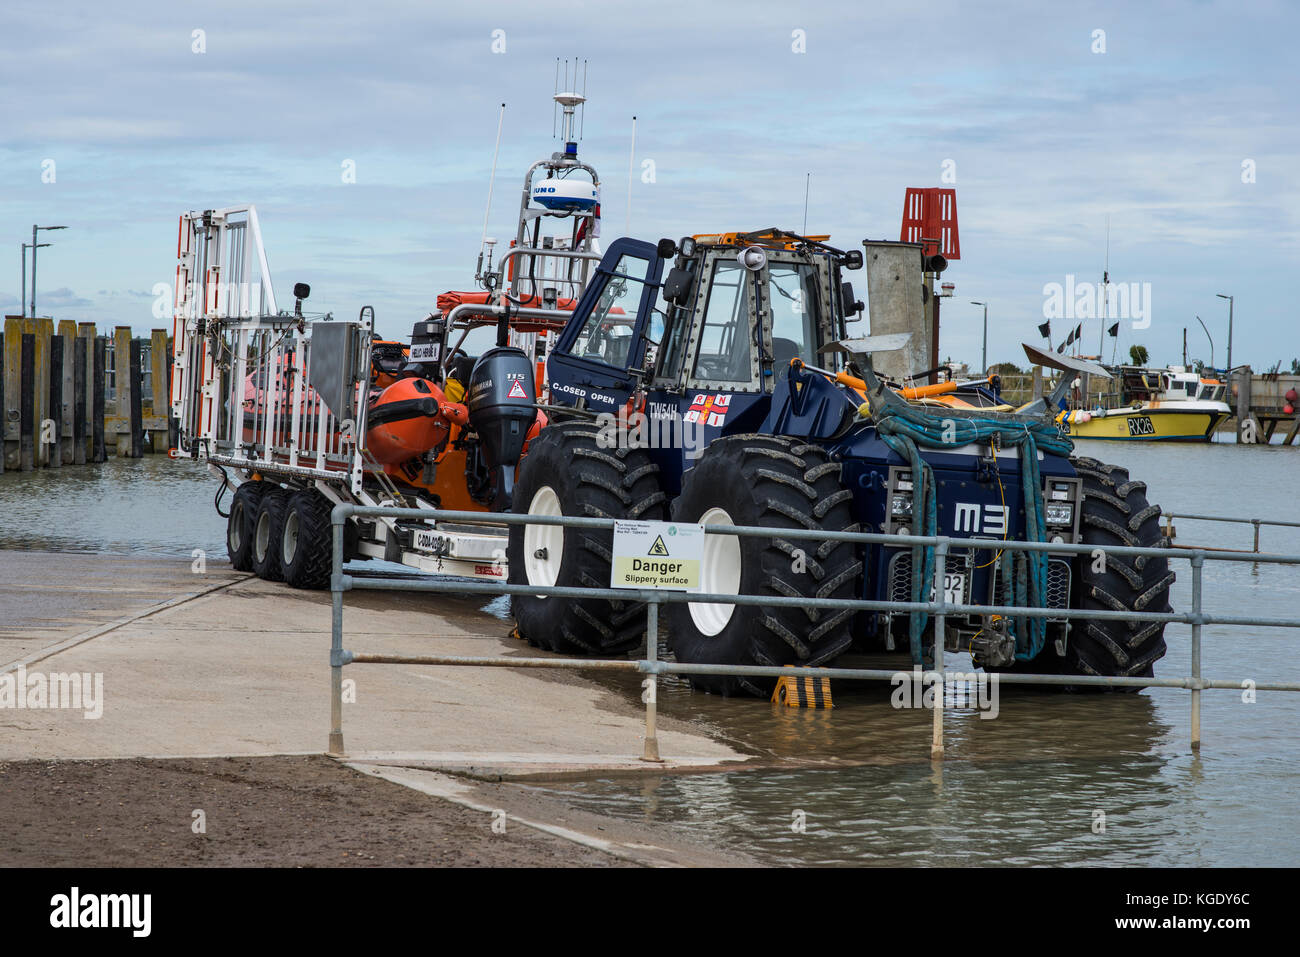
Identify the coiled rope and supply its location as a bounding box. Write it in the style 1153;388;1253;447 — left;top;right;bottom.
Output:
870;400;1074;664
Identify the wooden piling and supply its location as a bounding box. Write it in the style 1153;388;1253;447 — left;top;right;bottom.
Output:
73;335;87;465
166;335;177;451
33;318;52;468
147;329;169;454
2;317;19;472
20;332;35;471
108;327;131;457
128;337;144;458
78;324;95;463
92;336;107;463
0;326;5;475
0;325;5;475
48;333;63;468
58;320;76;464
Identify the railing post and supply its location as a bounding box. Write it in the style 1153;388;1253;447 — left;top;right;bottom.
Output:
931;539;948;759
642;596;662;762
1191;553;1204;751
1251;519;1261;554
329;511;346;757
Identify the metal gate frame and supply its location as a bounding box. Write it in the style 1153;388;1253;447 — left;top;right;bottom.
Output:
327;505;1300;761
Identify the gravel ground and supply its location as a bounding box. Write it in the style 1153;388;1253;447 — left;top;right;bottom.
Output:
0;755;632;867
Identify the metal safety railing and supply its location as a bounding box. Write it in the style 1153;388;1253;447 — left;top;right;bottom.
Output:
1163;511;1300;554
327;505;1300;762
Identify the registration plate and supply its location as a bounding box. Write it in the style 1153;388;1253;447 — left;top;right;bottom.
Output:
929;572;966;605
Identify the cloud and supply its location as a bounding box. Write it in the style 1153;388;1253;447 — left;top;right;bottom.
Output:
36;287;94;308
0;0;1294;366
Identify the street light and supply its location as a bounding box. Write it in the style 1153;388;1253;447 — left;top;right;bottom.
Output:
1195;314;1215;372
20;242;51;317
30;224;68;318
970;300;988;374
1216;293;1234;373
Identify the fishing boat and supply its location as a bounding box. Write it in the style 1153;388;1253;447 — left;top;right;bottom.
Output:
1057;365;1232;441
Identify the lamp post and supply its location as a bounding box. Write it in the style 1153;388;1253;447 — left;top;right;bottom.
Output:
20;242;51;317
1195;314;1215;372
1216;293;1234;373
970;300;988;374
30;225;68;318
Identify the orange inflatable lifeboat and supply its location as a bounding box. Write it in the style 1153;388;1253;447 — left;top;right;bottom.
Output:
365;377;469;465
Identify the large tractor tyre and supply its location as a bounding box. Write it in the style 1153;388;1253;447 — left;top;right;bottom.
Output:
227;481;269;572
250;487;291;582
1051;455;1173;684
281;490;334;590
664;434;862;697
507;421;668;655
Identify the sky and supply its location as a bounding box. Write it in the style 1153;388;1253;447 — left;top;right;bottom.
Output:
1;0;1297;371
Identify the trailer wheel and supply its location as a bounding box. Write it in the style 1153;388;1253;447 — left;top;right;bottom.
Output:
507;421;667;655
251;487;291;582
665;434;862;696
227;481;268;572
281;490;334;590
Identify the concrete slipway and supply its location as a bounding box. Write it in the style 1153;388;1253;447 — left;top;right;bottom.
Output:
0;552;752;866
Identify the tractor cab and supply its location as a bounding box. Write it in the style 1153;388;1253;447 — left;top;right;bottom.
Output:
545;229;863;491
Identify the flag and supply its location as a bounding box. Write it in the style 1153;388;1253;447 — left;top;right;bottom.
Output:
1074;323;1083;342
1056;340;1067;354
1065;327;1076;346
1037;321;1051;339
1107;322;1120;337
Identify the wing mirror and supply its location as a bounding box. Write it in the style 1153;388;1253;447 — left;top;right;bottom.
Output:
663;266;694;305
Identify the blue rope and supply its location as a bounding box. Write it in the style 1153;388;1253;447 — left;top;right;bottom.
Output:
871;401;1073;663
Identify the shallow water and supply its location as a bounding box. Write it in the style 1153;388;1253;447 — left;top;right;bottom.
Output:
525;440;1300;866
0;456;228;556
2;442;1298;865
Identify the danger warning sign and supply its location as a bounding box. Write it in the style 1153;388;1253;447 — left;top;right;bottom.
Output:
507;379;528;399
611;520;704;591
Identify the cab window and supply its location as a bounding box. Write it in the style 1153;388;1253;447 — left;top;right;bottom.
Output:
570;254;649;368
654;259;698;384
766;261;821;368
691;260;751;382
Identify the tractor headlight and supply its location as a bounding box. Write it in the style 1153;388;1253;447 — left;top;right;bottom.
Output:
1044;502;1074;527
890;469;915;520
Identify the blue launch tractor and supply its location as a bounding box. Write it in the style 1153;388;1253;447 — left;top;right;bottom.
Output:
507;230;1172;695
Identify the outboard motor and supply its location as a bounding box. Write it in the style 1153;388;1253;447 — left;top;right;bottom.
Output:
466;346;537;510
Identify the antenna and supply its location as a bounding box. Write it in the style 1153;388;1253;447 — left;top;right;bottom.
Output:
477;102;506;281
1099;214;1110;357
552;58;559;137
580;59;587;139
802;172;811;234
626;115;637;236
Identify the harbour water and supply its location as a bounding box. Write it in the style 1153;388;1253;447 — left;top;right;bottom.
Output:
1;441;1297;866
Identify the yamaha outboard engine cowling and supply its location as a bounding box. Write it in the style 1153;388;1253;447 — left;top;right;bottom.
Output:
466;346;537;510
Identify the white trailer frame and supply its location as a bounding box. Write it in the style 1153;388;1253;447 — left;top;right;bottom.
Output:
170;206;513;581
